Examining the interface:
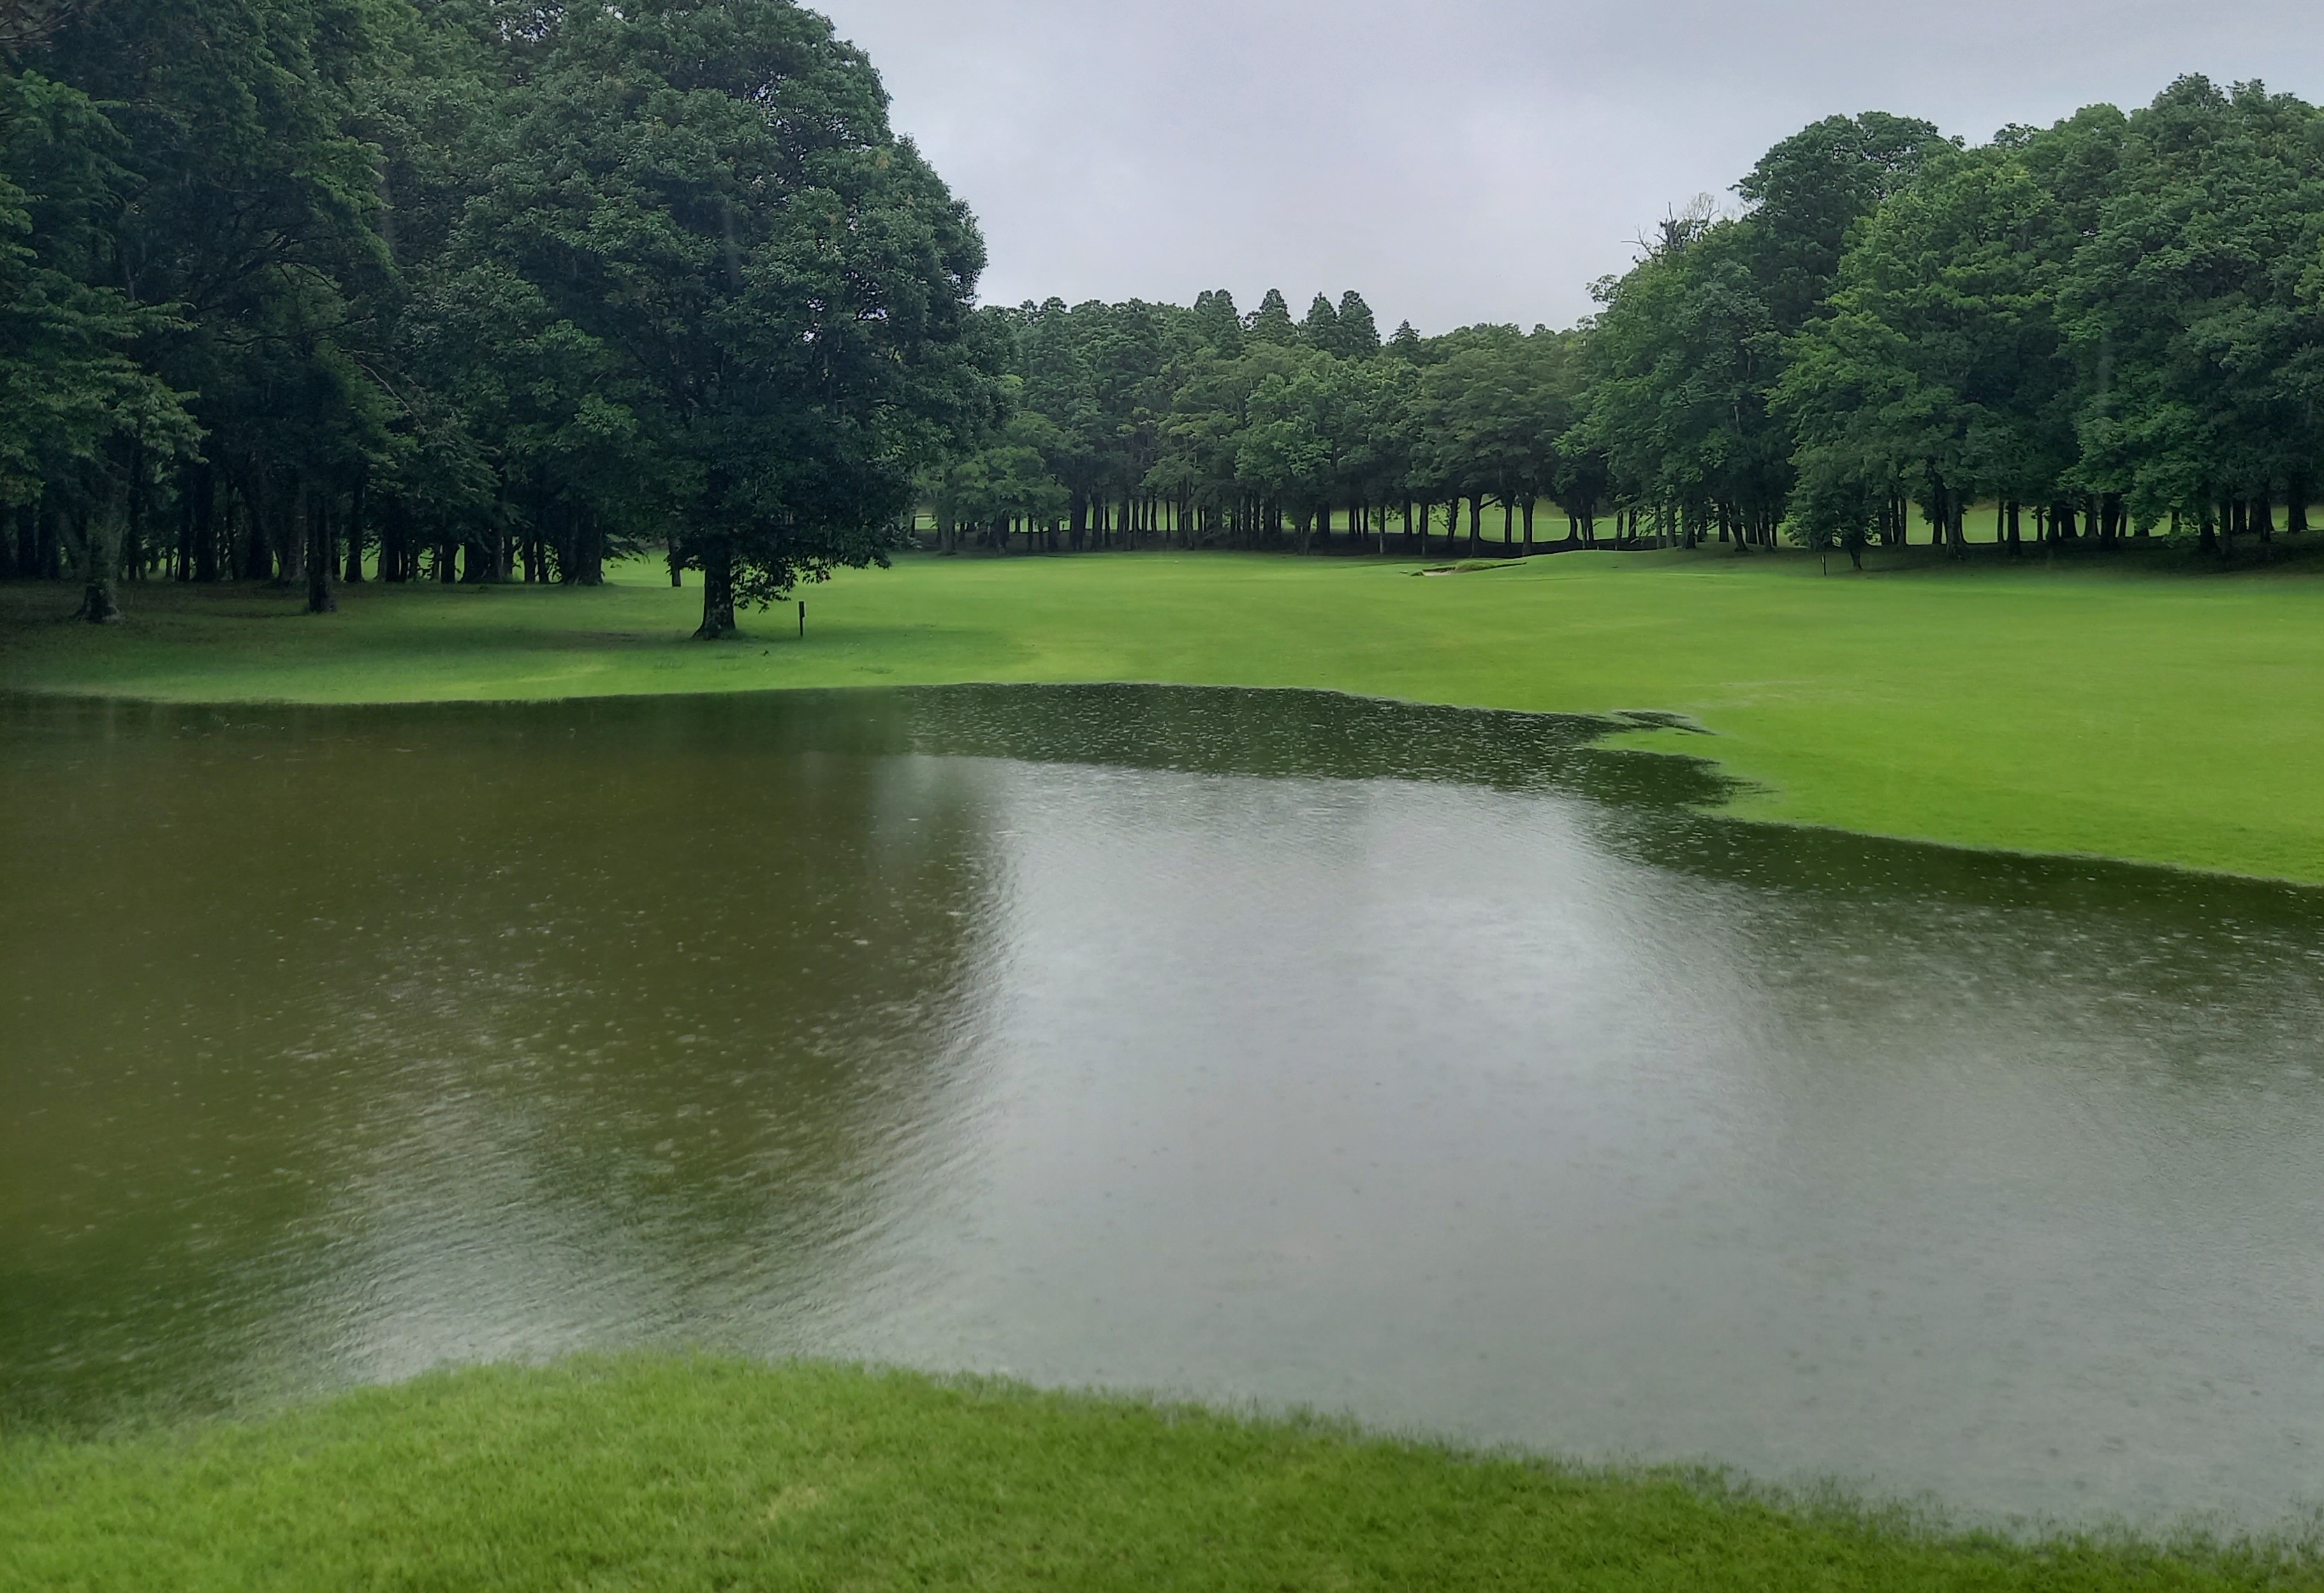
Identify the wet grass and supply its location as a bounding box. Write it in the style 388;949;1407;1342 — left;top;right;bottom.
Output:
4;1356;2316;1592
4;541;2324;880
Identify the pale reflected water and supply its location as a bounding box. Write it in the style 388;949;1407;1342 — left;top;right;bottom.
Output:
4;687;2323;1528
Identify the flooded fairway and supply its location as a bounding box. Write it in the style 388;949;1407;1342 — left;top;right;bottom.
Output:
6;685;2323;1528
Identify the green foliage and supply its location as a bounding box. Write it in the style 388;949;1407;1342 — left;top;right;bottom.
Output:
2061;80;2324;532
0;72;196;508
1576;221;1790;545
1;0;985;622
12;36;2324;615
1774;80;2324;552
1736;111;1949;332
448;0;984;636
1245;286;1296;346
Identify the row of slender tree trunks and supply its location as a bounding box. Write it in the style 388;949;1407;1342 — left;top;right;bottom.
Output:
11;481;2311;591
0;470;613;595
928;492;1835;559
1905;485;2311;555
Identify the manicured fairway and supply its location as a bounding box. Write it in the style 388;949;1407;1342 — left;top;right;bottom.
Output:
2;1357;2308;1592
6;544;2321;881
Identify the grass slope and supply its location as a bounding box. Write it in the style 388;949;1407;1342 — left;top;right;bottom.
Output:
3;1357;2309;1592
4;545;2323;881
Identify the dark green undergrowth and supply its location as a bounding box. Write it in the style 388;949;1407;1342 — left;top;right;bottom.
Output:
3;1356;2316;1591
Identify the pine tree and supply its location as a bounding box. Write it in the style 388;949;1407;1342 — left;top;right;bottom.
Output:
1191;289;1243;356
1246;288;1296;345
1301;293;1340;351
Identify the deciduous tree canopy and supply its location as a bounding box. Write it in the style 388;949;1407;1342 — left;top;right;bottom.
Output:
919;79;2324;568
8;52;2322;609
1;0;985;633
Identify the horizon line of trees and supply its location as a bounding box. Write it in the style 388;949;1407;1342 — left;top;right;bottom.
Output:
8;0;2323;638
929;77;2324;571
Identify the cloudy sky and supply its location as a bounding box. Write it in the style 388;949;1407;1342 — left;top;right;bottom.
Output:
822;0;2324;333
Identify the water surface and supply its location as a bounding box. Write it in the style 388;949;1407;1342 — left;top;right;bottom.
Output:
6;685;2323;1529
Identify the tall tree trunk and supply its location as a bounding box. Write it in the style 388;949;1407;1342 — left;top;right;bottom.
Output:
306;482;337;614
344;476;367;582
381;498;406;582
694;538;738;638
123;450;146;580
277;480;305;587
68;498;122;622
229;482;255;578
173;478;193;580
192;466;219;582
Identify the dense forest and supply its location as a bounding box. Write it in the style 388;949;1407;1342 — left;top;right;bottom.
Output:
8;0;2324;634
1;0;986;635
954;85;2324;569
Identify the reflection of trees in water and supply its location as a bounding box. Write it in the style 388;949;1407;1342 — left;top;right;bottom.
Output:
296;714;1009;1380
0;694;1007;1423
887;682;1734;810
10;685;2324;1431
0;696;388;1424
1622;810;2324;1085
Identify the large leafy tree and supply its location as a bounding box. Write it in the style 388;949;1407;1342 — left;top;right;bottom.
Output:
1738;111;1948;333
1778;135;2087;559
2062;78;2324;541
462;0;986;637
0;68;196;615
6;0;383;614
1575;223;1790;545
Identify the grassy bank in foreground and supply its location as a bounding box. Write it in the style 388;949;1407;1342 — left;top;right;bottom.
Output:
2;1358;2308;1592
4;544;2323;881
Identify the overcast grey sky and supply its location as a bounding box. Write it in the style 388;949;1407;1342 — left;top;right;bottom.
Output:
821;0;2324;333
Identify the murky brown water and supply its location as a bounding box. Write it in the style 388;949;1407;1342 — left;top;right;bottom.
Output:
6;686;2324;1528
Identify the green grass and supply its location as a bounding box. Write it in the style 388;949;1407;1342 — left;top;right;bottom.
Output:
3;1356;2311;1591
6;543;2323;881
10;554;2323;1583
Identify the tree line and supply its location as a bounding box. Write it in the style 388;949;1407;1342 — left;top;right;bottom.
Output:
8;0;2322;639
933;79;2324;569
2;0;984;636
